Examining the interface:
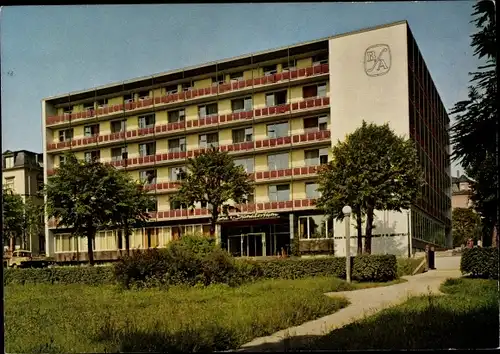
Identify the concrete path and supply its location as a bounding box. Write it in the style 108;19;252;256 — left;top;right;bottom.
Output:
237;258;462;352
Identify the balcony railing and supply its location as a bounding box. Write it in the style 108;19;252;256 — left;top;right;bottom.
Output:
46;96;330;152
45;64;329;127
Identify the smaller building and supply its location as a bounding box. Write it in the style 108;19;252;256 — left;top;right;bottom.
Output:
451;173;474;209
2;150;45;254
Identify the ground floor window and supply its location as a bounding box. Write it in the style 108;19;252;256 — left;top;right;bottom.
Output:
298;215;332;239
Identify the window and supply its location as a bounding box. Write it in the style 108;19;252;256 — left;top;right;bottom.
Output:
234;157;254;173
312;52;328;66
231;97;253;113
304;148;328;166
199;132;219;148
168;137;186;153
305;182;320;199
147;198;158;212
139;142;156;157
230;72;244;82
266;91;287;107
4;177;14;190
138;114;155;129
182;81;193;92
4;157;14;169
63;108;72;115
299;215;330;239
267;152;289;170
268;184;290;202
198;103;218;118
97;98;108;108
123;93;133;103
138;90;150;100
303;115;328;132
282;59;297;72
59;155;66;166
84;124;100;137
110;120;126;133
244;189;255;204
232;127;253;143
267;121;289;138
170;199;187;210
263;64;277;76
170;166;187;181
58;129;73;142
111;146;128;161
139;169;157;185
303;83;327;98
166;84;178;94
146;228;159;248
83;102;94;111
212;74;225;86
168;109;185;123
84;150;100;162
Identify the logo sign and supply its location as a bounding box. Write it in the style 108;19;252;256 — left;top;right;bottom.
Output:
218;212;280;222
364;44;391;77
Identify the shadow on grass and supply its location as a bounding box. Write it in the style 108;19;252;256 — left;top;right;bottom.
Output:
237;296;499;351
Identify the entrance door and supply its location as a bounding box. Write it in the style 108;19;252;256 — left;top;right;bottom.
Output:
246;233;266;257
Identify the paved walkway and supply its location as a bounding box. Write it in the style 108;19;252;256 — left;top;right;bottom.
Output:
237;257;462;352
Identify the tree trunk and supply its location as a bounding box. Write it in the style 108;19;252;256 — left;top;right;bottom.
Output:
86;229;95;266
355;211;363;256
493;222;499;248
364;206;374;254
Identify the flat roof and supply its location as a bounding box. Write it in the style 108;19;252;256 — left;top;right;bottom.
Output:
43;20;407;104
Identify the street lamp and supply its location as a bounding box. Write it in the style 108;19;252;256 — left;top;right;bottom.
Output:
406;210;411;258
342;205;352;283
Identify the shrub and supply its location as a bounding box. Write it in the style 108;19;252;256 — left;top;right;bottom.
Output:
253;257;346;280
460;247;499;279
352;255;397;282
397;257;425;277
3;266;114;286
291;237;301;257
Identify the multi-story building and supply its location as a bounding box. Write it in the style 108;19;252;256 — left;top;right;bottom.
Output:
42;20;452;262
2;150;45;253
452;173;474;209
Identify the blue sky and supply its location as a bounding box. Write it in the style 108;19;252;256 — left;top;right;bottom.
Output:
1;3;478;174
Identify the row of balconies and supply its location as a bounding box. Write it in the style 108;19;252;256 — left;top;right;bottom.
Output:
47;198;317;228
46;97;330;152
46;130;331;175
46;64;330;128
142;165;323;194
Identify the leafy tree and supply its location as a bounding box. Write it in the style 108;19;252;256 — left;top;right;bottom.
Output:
452;207;482;247
2;187;25;250
450;0;497;246
23;195;45;252
317;121;423;254
108;168;156;255
45;152;122;266
173;147;253;237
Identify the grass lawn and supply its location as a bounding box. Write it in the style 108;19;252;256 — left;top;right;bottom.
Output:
5;276;401;353
290;277;499;350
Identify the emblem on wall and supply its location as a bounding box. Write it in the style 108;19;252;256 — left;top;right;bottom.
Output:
364;44;392;77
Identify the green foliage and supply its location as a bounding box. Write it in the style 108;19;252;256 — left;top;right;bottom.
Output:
2;187;25;244
397;257;425;277
3;266;115;286
291;237;301;257
317;121;423;253
352;255;397;282
452;208;483;247
172;147;253;235
23;195;45;249
460;247;499;279
450;1;497;244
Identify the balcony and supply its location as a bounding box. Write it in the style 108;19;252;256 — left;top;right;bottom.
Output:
46;96;330;153
45;64;329;128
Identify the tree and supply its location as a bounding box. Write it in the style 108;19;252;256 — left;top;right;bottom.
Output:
452;207;482;247
173;147;253;237
2;187;25;250
23;195;45;252
317;121;424;254
108;168;156;255
450;0;497;246
45;153;122;266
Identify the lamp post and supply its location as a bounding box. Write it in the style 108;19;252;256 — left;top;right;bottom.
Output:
343;205;352;283
406;210;411;258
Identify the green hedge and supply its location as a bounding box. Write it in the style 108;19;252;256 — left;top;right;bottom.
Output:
4;266;115;286
352;255;398;282
461;247;499;279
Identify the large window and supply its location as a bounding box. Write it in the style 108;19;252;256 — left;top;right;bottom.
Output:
268;184;290;202
305;182;320;199
84;150;100;162
165;84;178;94
302;83;327;99
170;166;187;181
58;129;73;142
138;90;150;100
168;109;185;123
312;52;328;66
303;115;328;132
230;72;244;82
232;127;253;143
139;169;157;185
168;137;186;153
267;121;289;138
110;120;126;133
233;157;254;173
95;231;117;251
84;124;100;137
138;114;155;129
263;64;278;76
265;91;287;107
304;148;328;166
97;98;108;108
145;228;159;248
199;132;219;148
111;146;128;161
139;142;156;157
231;97;253;113
4;157;14;169
267;152;289;170
198;103;218;118
299;215;331;239
282;59;297;72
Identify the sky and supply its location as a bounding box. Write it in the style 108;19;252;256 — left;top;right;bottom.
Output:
1;3;479;175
